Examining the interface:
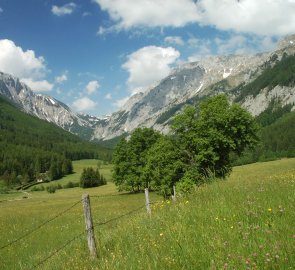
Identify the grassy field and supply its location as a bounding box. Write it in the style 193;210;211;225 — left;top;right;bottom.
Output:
26;159;113;191
0;158;294;269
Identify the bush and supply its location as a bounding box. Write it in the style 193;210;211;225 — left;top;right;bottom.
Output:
63;181;79;189
80;167;106;188
46;185;57;193
31;185;45;192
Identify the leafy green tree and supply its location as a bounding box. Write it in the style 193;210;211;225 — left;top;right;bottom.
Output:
112;128;161;192
144;136;184;197
80;167;106;188
112;138;130;191
173;95;259;179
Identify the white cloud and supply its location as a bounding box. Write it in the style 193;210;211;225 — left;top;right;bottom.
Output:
187;34;278;62
197;0;295;36
105;93;112;100
0;7;3;13
55;72;68;84
72;97;96;112
215;35;277;55
94;0;200;30
86;80;100;94
20;78;53;92
0;39;46;79
164;36;184;46
122;46;180;94
0;39;53;92
113;96;129;108
51;3;76;16
95;0;295;36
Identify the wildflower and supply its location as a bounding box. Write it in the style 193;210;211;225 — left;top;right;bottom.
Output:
160;233;164;237
185;200;189;204
230;226;234;229
267;208;272;212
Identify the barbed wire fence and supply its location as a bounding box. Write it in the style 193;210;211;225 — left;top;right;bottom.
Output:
0;189;166;270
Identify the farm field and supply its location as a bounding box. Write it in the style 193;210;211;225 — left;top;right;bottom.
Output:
0;158;294;269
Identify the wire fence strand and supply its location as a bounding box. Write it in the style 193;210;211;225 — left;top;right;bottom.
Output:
31;203;147;269
31;232;85;270
3;194;164;269
0;199;81;250
93;204;146;227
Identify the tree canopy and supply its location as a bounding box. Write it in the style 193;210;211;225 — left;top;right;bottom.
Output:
112;95;258;196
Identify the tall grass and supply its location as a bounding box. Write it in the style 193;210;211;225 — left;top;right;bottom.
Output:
0;159;294;269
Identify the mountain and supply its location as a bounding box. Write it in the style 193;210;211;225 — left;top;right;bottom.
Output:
0;35;294;143
0;72;101;140
91;34;295;141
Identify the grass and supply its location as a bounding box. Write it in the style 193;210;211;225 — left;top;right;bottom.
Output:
28;159;113;190
0;159;294;269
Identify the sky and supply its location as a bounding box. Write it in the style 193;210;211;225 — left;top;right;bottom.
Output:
0;0;294;116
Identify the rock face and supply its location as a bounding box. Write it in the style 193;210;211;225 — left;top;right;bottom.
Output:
0;72;98;138
0;34;295;142
92;35;295;141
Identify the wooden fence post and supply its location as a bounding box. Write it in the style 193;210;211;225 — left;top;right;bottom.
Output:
82;194;97;259
145;188;151;215
172;185;176;202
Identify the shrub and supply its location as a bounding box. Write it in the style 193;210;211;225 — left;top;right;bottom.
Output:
63;181;79;189
80;167;106;188
46;185;57;193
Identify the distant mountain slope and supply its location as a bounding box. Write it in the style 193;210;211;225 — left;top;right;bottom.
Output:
92;35;295;141
0;95;112;186
0;71;102;140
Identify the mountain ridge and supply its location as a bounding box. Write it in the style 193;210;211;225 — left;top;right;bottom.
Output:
0;34;295;142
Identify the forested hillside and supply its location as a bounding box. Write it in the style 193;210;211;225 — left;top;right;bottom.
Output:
0;95;112;187
233;53;295;102
233;103;295;165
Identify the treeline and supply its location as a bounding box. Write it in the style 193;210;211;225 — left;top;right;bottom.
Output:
234;106;295;165
0;95;112;187
113;95;258;197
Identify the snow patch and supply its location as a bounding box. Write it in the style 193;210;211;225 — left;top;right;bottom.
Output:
223;68;233;79
290;41;294;44
48;98;56;105
196;83;203;94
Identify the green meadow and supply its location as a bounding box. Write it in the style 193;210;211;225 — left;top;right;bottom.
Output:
0;159;294;269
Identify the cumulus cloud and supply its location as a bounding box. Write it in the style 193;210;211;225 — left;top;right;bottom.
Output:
55;72;68;84
164;36;185;46
51;2;76;16
95;0;295;36
0;39;46;79
0;39;53;91
94;0;200;30
113;96;129;108
198;0;295;36
72;97;96;112
20;78;53;92
122;46;180;94
85;80;100;94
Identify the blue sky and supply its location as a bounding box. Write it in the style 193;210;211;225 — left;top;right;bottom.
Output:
0;0;294;116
